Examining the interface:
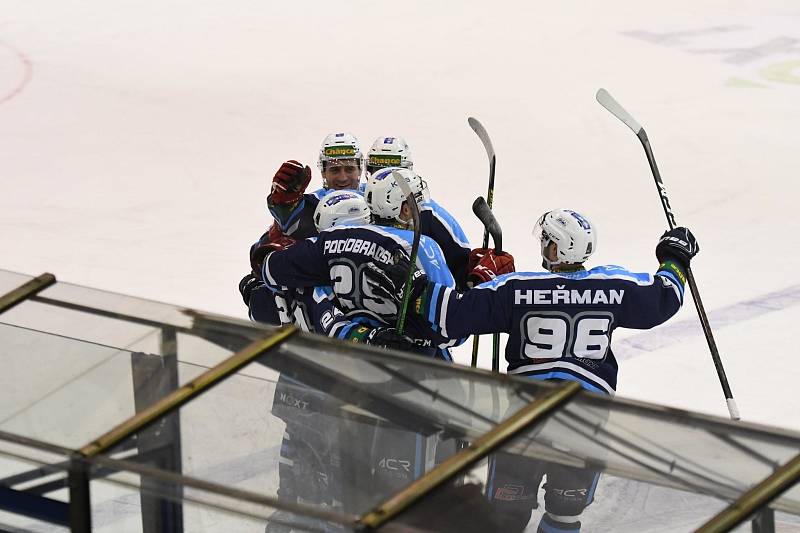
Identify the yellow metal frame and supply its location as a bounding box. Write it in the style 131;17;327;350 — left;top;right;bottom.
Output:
697;452;800;532
358;380;582;529
80;325;297;458
0;273;56;314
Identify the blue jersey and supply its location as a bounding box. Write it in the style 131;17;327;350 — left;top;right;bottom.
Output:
263;224;460;354
419;199;471;289
421;265;685;394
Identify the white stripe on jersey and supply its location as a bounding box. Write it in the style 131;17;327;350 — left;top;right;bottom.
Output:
329;321;348;338
439;286;453;338
657;273;683;304
476;268;656;292
263;253;279;286
509;360;616;395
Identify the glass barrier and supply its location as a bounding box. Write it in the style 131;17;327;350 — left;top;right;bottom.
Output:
0;323;194;450
89;460;353;533
0;268;270;368
3;267;800;531
0;270;35;296
101;333;551;519
381;389;800;532
0;427;355;533
0;436;71;531
381;458;760;533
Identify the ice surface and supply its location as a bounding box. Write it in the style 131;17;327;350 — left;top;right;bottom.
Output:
1;1;799;433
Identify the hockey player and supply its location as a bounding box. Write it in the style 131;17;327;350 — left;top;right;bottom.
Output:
243;132;364;321
256;190;415;532
363;209;699;532
366;140;472;288
365;136;414;177
243;190;416;351
267;132;365;240
262;169;461;359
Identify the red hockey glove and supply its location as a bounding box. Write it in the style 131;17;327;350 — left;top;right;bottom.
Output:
270;160;312;205
467;248;515;287
250;226;297;276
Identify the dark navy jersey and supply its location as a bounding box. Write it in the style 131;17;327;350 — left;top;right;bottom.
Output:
246;284;334;332
421;265;685;394
264;185;470;285
263;224;460;353
246;284;284;324
419;199;471;289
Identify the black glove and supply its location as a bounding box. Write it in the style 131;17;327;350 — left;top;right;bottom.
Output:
366;327;415;351
363;254;428;307
239;273;266;306
656;227;699;267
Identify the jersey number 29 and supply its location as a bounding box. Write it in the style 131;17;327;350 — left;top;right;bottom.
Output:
330;259;398;320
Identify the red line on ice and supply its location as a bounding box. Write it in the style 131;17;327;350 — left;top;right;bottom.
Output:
0;39;32;105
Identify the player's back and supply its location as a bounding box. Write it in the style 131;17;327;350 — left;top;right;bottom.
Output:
470;265;683;394
263;222;458;353
313;223;454;319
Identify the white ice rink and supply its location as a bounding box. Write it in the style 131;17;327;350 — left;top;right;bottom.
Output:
2;1;799;433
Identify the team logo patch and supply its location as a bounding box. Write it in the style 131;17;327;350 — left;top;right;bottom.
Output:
324;192;360;206
567;210;592;230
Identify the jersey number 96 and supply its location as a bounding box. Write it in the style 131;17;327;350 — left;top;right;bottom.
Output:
521;311;613;360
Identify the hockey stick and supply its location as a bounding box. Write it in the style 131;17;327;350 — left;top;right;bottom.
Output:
472;196;502;254
468;117;500;370
595;88;740;421
391;170;422;336
473;196;504;383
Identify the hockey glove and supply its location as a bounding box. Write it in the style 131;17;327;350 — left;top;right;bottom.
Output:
250;229;297;276
655;227;699;268
467;248;515;287
364;327;415;351
269;160;312;205
238;273;266;306
363;256;428;312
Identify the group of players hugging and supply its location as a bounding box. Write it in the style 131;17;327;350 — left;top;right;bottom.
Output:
239;132;699;532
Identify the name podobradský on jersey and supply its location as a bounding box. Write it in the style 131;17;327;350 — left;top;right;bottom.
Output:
322;237;393;263
514;286;625;306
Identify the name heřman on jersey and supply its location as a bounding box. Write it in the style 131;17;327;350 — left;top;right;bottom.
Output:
513;287;625;306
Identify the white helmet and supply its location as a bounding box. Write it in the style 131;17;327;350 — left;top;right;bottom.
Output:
365;167;425;225
317;132;364;172
314;190;371;231
366;136;413;177
533;209;597;269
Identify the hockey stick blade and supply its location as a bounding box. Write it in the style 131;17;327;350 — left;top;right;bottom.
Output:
468;117;496;160
596;89;643;135
472;196;502;253
390;170;422;336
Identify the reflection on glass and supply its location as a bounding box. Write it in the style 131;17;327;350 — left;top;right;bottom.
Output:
100;333;550;521
0;438;71;531
0;323;186;449
0;269;35;296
